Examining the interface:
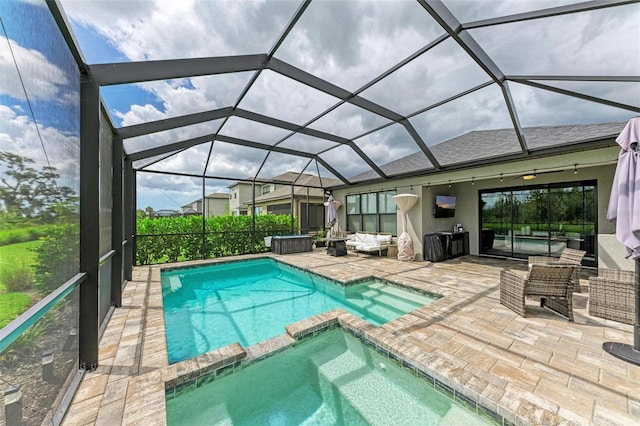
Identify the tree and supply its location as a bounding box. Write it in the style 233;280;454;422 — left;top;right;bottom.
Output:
0;151;76;220
137;207;154;219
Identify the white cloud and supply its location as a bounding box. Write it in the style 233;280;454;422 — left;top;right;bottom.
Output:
469;3;640;75
0;105;79;191
61;0;297;60
274;0;444;91
0;36;71;102
59;0;639;186
135;172;202;209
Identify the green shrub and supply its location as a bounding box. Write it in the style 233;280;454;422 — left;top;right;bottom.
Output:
34;223;79;294
135;214;299;265
0;224;50;246
0;262;34;292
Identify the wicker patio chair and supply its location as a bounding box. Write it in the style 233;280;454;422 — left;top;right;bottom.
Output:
500;264;577;321
528;248;586;291
588;268;636;325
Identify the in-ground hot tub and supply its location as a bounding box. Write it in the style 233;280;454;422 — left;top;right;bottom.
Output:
271;235;313;254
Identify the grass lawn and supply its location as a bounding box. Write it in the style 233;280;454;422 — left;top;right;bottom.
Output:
0;240;41;325
0;293;32;328
0;240;41;289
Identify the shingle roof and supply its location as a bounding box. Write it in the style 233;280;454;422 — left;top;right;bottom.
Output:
252;172;341;203
182;192;229;207
206;193;229;199
348;121;624;182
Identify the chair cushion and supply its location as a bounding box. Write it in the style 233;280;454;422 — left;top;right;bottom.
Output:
376;234;392;244
355;233;374;244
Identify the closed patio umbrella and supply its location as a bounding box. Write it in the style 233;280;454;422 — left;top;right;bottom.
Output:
392;194;419;261
603;117;640;365
326;194;339;239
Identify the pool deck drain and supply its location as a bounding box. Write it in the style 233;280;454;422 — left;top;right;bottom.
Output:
62;253;640;425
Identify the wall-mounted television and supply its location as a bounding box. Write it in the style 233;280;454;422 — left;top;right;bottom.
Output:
434;195;456;218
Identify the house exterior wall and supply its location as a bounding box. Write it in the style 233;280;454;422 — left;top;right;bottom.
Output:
181;200;201;214
229;182;257;215
250;196;326;232
204;197;228;217
332;146;624;266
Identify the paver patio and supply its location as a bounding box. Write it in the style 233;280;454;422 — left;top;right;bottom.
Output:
62;252;640;425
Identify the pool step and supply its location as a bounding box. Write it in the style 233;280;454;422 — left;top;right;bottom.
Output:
359;290;424;313
367;282;433;305
346;284;431;320
310;350;443;425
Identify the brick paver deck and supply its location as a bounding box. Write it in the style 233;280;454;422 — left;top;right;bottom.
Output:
62;252;640;425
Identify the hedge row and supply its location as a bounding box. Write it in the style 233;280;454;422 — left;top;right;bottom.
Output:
481;222;594;235
136;214;298;264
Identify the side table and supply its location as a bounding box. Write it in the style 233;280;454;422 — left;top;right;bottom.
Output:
327;239;347;256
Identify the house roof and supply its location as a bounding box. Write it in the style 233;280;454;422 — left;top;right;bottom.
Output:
348;121;625;182
181;192;229;208
251;172;341;204
207;193;229;199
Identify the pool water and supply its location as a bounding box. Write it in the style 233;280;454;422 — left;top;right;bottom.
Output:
165;329;497;425
162;258;437;363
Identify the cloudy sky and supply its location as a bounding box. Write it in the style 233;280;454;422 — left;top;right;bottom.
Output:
2;0;638;210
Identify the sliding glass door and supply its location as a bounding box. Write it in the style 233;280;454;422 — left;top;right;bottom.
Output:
480;181;596;265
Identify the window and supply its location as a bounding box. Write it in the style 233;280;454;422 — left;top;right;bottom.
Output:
480;181;596;266
346;190;397;233
262;185;271;195
267;203;291;215
254;206;263;215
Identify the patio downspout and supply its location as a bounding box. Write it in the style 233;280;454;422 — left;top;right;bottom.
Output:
291;183;294;234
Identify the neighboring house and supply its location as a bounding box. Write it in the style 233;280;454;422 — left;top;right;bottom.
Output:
227;181;260;215
152;209;181;218
180;192;229;217
248;172;341;233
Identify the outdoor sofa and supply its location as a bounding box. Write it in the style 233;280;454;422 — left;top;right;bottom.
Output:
345;232;393;256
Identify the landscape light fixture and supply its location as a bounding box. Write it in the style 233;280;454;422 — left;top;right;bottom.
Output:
42;350;54;382
4;385;22;425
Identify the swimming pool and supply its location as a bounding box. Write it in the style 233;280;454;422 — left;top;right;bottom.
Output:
162;258;438;363
165;329;498;425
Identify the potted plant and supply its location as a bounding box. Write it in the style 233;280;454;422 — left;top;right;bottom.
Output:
314;229;326;248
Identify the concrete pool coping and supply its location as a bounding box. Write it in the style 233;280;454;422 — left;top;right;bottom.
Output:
62;252;640;425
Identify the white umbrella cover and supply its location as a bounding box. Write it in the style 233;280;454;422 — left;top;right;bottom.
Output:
392;194;419;261
603;117;640;365
607;117;640;259
326;195;341;239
